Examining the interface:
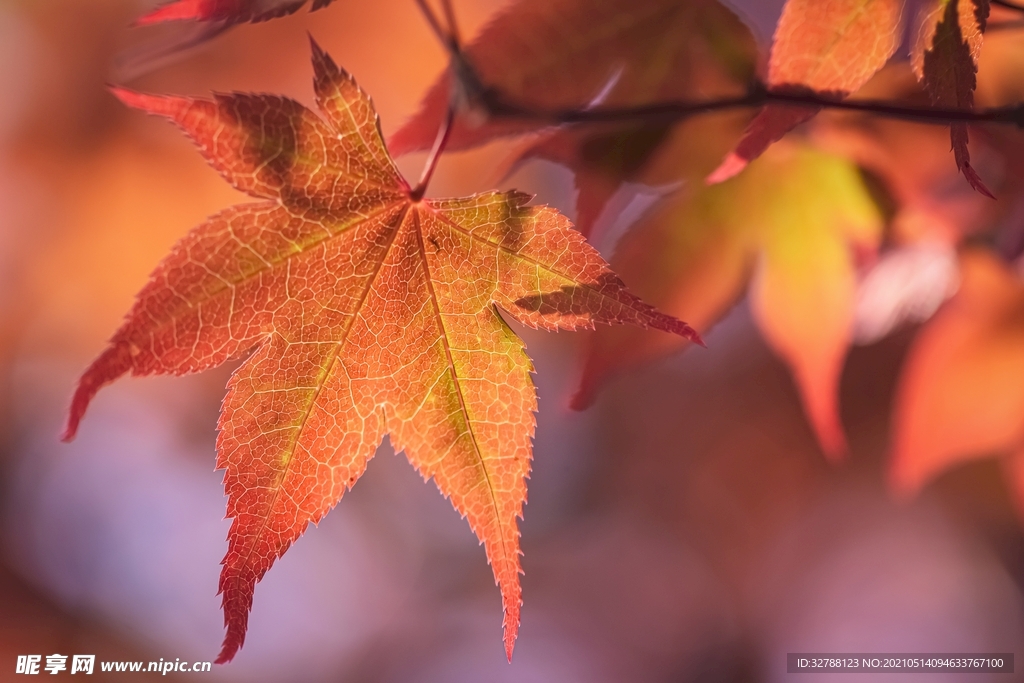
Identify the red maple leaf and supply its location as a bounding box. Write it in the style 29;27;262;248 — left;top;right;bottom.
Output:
708;0;904;183
389;0;757;237
62;40;698;663
911;0;994;197
136;0;336;26
891;249;1024;509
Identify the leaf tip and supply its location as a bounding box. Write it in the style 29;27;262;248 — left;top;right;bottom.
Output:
821;432;848;464
307;33;333;73
215;571;254;665
568;384;596;412
61;344;133;445
798;375;848;463
887;455;923;502
108;85;140;106
213;643;237;666
59;418;80;444
61;392;91;442
706;152;747;185
308;34;360;104
498;563;522;664
503;615;518;663
59;428;76;444
110;86;181;118
962;163;996;200
661;317;704;347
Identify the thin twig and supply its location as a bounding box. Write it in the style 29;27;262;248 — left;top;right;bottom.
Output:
993;0;1024;13
989;19;1024;31
416;1;1024;130
440;0;461;47
476;84;1024;127
407;0;1024;207
410;0;462;199
766;89;1024;125
413;0;449;47
410;105;455;200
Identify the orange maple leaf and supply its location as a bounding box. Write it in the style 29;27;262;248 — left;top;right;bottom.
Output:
809;63;993;248
575;142;882;460
390;0;753;151
390;0;757;237
61;41;698;663
136;0;336;25
891;249;1024;513
708;0;904;183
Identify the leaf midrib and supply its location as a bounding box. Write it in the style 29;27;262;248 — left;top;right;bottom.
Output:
223;203;410;595
411;207;513;575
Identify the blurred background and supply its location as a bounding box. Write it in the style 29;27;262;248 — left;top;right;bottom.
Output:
0;0;1022;681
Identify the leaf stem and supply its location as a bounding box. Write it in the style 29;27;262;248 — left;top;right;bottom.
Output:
410;104;455;201
440;0;461;47
413;0;451;50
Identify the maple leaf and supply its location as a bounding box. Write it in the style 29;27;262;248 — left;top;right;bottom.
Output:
512;124;678;239
136;0;336;26
574;142;882;460
810;63;994;248
389;0;755;161
389;0;757;237
708;0;904;183
61;40;698;663
505;0;757;237
891;249;1024;513
911;0;994;197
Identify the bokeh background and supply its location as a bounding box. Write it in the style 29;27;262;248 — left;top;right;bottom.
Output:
0;1;1022;681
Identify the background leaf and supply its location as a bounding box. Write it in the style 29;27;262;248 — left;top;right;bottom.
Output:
136;0;338;26
891;249;1024;505
911;0;993;197
709;0;904;182
389;0;756;159
577;142;882;459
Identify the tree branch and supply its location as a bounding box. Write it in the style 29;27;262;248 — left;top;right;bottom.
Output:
410;104;455;200
414;0;451;49
418;0;1024;132
988;18;1024;31
439;0;461;47
992;0;1024;13
474;84;1024;128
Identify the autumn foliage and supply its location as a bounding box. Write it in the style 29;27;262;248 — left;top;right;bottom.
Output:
59;0;1024;665
63;35;697;662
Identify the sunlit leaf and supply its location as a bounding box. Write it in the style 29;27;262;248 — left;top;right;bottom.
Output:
576;142;882;460
891;249;1024;498
708;0;903;183
63;41;697;663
